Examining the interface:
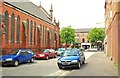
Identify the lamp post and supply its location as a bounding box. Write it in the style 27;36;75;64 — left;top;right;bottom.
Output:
65;31;68;49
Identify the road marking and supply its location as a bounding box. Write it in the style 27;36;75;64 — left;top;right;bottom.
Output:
48;70;71;76
84;52;96;60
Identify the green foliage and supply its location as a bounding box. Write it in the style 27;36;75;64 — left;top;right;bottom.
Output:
87;28;105;45
60;26;75;44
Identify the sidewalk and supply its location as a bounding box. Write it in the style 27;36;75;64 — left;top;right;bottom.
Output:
67;52;118;76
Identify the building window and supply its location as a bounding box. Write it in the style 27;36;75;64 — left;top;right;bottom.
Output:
44;27;46;45
82;33;84;37
41;25;43;45
34;22;36;45
30;20;33;44
16;15;20;43
82;38;85;43
26;19;29;35
11;13;15;43
4;11;9;43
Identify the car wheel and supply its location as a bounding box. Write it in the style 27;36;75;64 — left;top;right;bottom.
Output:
14;60;19;67
46;56;49;60
58;66;62;69
30;57;34;63
82;61;85;64
77;61;81;69
82;58;85;64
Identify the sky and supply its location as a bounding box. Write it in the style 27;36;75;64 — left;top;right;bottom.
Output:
29;0;105;29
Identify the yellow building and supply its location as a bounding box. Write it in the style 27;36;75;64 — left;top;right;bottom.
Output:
75;28;91;49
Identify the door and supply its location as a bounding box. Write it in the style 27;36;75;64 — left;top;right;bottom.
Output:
18;52;27;63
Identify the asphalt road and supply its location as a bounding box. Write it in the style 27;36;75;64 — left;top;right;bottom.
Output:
1;52;118;77
66;52;118;76
1;52;95;76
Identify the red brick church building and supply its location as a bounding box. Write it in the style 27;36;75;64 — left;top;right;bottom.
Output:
0;0;61;54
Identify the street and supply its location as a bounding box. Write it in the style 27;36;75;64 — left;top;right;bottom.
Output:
1;52;118;77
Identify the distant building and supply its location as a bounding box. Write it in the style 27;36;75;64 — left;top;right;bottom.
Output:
0;0;61;54
104;0;120;65
75;28;91;49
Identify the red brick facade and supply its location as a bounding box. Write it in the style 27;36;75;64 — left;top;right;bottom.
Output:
105;1;120;65
0;1;61;54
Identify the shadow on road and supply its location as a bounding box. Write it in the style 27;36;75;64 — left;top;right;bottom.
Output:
1;61;37;68
59;63;88;71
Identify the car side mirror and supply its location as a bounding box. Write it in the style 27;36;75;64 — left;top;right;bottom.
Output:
80;53;83;56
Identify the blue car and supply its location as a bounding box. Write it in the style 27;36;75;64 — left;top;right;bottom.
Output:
57;49;85;69
0;49;34;67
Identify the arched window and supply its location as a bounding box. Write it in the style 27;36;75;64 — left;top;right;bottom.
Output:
82;38;85;43
34;22;36;45
26;19;29;34
11;13;15;43
16;15;20;43
4;11;9;43
30;20;33;44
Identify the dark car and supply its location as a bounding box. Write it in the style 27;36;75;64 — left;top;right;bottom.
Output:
0;49;34;67
34;49;57;60
57;48;85;69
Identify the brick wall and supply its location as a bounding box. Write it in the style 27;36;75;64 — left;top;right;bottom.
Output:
1;2;61;54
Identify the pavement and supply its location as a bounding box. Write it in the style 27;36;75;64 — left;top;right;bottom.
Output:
66;52;118;77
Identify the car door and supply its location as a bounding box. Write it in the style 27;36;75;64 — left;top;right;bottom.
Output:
50;49;55;57
25;51;32;61
48;50;53;57
79;51;84;62
18;52;27;63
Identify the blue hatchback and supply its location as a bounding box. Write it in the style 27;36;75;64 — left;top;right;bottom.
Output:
57;49;85;69
0;49;34;67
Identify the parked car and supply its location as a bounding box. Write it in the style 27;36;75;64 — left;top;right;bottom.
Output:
56;48;65;56
57;48;85;69
49;49;58;57
34;49;57;60
0;49;34;67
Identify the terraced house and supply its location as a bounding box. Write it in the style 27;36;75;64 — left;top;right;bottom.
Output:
0;0;61;55
104;0;120;65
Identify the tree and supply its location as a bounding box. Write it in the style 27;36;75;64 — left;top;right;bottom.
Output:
60;26;75;47
87;28;105;46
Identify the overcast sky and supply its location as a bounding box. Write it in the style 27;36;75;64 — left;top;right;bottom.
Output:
29;0;105;29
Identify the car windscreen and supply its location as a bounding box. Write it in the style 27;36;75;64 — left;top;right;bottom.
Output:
57;48;65;51
63;49;79;56
44;49;50;53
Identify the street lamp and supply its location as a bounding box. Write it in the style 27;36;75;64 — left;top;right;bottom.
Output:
65;31;68;49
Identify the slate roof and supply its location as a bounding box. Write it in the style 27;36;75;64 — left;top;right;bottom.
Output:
75;28;92;33
4;0;54;25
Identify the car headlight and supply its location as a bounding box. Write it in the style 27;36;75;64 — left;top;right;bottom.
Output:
6;58;13;61
71;60;78;62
